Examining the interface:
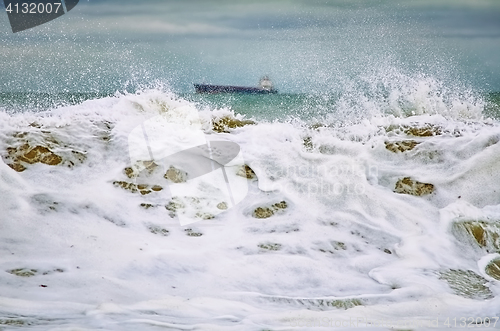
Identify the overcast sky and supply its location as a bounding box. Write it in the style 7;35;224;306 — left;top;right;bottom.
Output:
1;0;499;93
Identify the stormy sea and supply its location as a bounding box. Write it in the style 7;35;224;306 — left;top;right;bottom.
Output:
2;0;500;329
1;76;500;329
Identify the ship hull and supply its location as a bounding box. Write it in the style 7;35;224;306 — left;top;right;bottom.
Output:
194;84;277;94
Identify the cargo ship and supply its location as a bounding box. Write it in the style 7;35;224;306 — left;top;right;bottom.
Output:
194;76;277;94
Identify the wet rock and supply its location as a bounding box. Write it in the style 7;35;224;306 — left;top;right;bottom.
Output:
196;212;214;220
253;207;275;219
332;241;346;250
385;140;420;153
13;132;28;138
266;296;362;310
7;268;37;277
252;201;288;219
273;201;288;209
303;136;314;151
184;228;203;237
165;196;218;219
147;224;169;236
438;269;493;300
485;258;500;280
19;145;62;165
69;151;86;165
309;123;326;130
141;160;159;174
0;319;30;326
394;177;434;196
41;268;63;275
124;161;163;180
8;163;26;172
3;141;86;172
113;181;158;195
151;185;163;192
237;164;257;179
318;241;347;254
7;268;63;277
452;220;500;252
164;166;187;183
5;144;63;171
212;115;255;133
404;124;442;137
165;198;185;217
124;167;135;178
113;181;138;193
258;243;282;251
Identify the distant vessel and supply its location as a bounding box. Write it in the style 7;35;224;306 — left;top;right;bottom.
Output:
194;76;277;94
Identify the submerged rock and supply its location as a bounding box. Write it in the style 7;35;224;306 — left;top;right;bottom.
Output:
195;212;215;220
7;268;37;277
165;197;185;217
438;269;493;300
147;224;169;236
385;140;420;153
212;115;255;133
303;136;314;151
266;296;362;310
394;177;434;196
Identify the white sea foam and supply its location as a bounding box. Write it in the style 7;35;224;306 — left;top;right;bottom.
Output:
0;89;499;330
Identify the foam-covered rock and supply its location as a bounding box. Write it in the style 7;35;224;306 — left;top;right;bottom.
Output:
394;177;434;196
438;269;493;300
452;220;500;253
253;201;288;219
385;140;420;153
485;258;500;280
236;164;257;180
5;144;62;171
164;166;187;183
404;124;442;137
212;115;255;133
